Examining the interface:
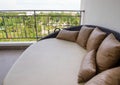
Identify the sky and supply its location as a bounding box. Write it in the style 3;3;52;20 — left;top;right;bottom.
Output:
0;0;81;10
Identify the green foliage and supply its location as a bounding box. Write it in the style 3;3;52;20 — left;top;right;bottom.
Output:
0;11;80;42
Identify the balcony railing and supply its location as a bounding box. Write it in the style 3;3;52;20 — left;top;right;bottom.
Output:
0;10;84;41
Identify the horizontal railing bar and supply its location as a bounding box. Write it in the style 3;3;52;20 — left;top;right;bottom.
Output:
0;37;40;39
0;37;42;39
0;15;80;17
0;10;85;12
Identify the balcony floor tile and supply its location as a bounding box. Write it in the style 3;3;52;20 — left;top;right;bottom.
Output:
0;50;24;85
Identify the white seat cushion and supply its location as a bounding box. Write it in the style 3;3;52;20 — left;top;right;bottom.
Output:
3;38;87;85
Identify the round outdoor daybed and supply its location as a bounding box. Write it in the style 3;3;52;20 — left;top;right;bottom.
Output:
3;38;86;85
3;25;120;85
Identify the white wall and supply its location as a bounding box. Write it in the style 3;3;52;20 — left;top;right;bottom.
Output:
81;0;120;32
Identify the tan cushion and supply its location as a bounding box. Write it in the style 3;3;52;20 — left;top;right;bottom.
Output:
85;67;120;85
96;34;120;72
87;28;106;51
76;26;94;48
56;30;78;42
78;50;96;83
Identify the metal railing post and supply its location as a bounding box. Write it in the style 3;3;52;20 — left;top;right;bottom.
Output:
80;10;85;25
33;10;38;41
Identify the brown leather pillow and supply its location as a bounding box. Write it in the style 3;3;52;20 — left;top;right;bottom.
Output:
56;30;78;42
96;33;120;72
85;67;120;85
76;26;94;48
78;50;96;83
87;27;106;51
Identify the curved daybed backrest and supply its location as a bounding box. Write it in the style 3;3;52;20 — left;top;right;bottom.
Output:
41;25;120;41
85;25;120;41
